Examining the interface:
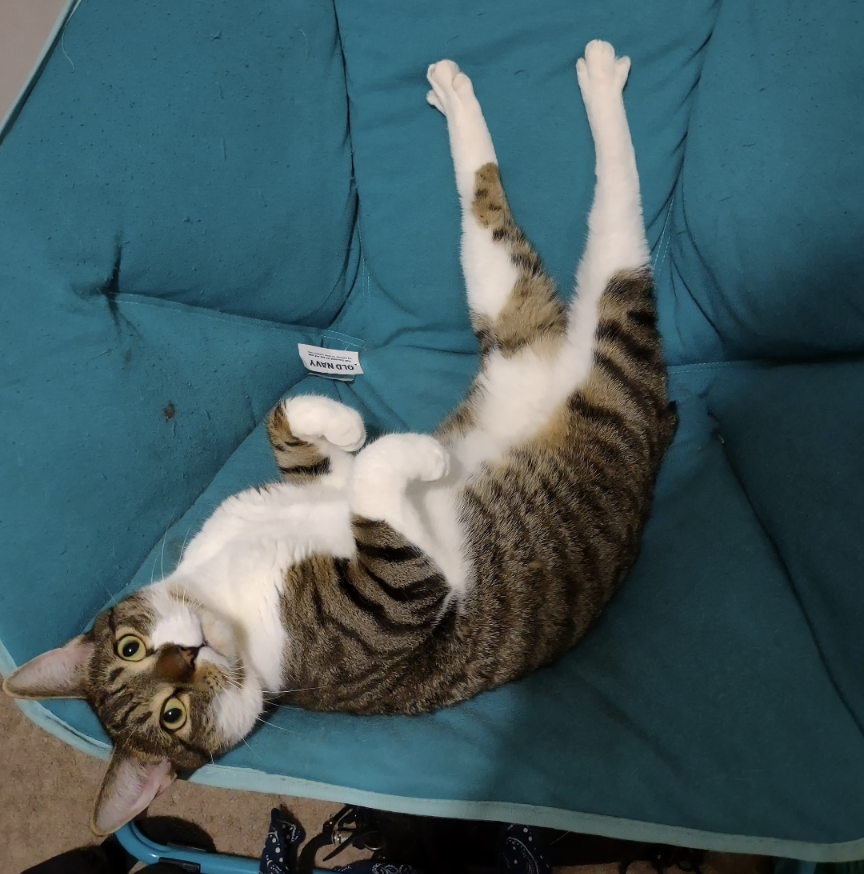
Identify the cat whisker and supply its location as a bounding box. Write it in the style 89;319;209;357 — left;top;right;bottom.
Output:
264;685;325;695
240;734;265;763
98;581;121;609
179;525;194;561
149;548;163;586
159;533;168;580
254;716;304;736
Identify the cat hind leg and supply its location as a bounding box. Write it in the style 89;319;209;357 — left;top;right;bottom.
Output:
567;41;651;365
428;61;529;329
427;60;497;206
560;44;672;468
428;62;566;446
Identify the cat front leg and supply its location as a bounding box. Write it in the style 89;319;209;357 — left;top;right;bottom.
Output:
267;396;365;487
350;434;449;554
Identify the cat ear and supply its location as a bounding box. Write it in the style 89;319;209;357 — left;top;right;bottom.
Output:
2;635;94;699
90;750;176;836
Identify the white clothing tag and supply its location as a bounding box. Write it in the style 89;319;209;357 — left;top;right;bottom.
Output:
298;344;364;379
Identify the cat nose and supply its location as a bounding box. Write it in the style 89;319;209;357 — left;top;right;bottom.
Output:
155;644;199;683
177;646;199;668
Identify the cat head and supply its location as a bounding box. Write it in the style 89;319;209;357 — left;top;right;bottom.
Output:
2;583;260;835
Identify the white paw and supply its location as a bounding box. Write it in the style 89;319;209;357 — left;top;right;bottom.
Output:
282;396;366;452
426;59;477;117
576;40;630;100
360;434;450;483
405;434;450;482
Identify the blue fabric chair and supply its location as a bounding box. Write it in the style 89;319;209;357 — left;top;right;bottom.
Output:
2;0;863;861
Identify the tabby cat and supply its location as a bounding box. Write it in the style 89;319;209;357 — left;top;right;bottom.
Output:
3;41;675;835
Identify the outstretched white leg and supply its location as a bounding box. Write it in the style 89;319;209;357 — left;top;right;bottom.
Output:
427;61;519;323
568;40;650;354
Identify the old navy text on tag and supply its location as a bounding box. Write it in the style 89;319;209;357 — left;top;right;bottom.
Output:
298;344;364;377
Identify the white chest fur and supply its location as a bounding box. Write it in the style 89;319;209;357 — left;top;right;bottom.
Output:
161;483;355;693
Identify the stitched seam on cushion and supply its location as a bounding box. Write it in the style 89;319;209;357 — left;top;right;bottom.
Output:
710;424;864;744
111;294;327;335
651;193;675;277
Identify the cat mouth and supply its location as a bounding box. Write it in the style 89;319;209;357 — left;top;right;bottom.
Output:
197;610;236;661
198;640;219;659
196;641;233;672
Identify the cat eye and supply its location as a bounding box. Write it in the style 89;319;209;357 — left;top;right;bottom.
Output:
116;634;147;662
160;696;187;731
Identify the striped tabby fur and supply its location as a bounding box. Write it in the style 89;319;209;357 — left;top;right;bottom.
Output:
3;41;674;834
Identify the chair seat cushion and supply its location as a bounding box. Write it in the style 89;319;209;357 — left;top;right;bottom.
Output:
3;0;864;860
30;362;864;857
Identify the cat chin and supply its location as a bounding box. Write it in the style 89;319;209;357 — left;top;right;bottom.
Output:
152;582;240;664
212;677;263;747
197;607;238;664
196;644;233;674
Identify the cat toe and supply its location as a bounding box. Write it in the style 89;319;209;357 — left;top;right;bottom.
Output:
417;439;449;482
427;60;476;115
402;434;449;481
426;89;445;113
427;59;462;88
578;40;630;93
324;412;366;452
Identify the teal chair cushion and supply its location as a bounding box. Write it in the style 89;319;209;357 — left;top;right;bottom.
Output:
0;0;356;655
3;0;864;860
664;0;864;363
